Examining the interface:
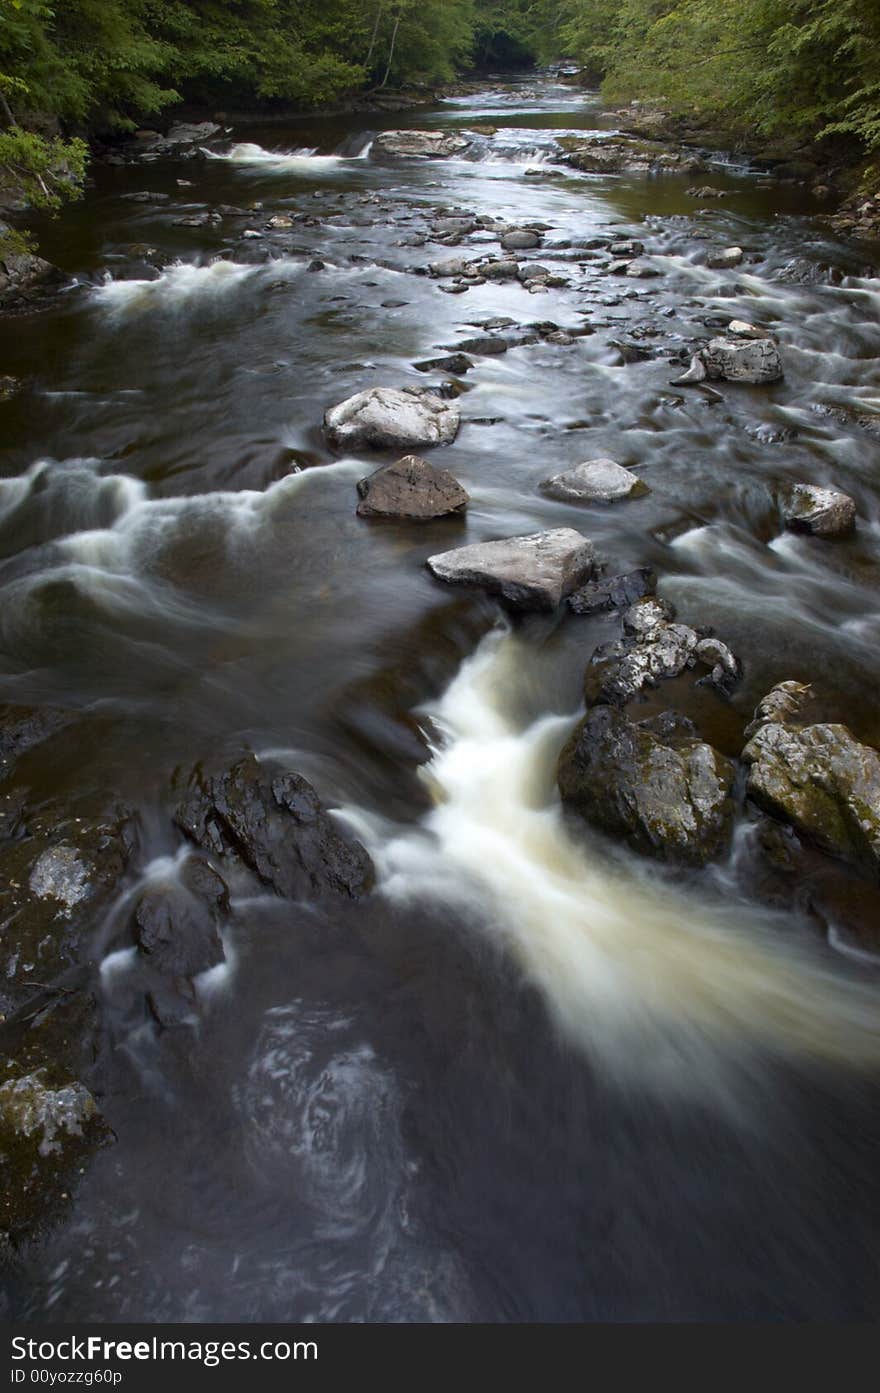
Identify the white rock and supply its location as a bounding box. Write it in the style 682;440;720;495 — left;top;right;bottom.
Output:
707;246;744;269
703;336;783;383
427;528;595;610
541;458;649;503
781;483;856;537
324;388;460;451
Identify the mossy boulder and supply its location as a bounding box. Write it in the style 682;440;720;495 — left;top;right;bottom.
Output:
558;706;736;865
743;700;880;874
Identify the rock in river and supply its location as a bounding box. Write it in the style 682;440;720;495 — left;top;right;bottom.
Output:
707;246;744;270
558;705;735;865
174;754;374;899
324;387;460;451
427;528;595;611
541;458;649;504
357;455;469;519
584;595;741;705
743;688;880;875
0;1064;108;1243
781;483;856;537
703;336;783;384
372;130;471;159
568;567;656;615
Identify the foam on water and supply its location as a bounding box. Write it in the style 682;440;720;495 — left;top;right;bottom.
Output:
363;628;880;1089
93;257;303;313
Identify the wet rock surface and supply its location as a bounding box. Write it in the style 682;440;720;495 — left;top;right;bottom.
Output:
743;687;880;876
356;455;469;519
558;705;735;865
324;387;461;451
0;805;134;1014
373;130;471;159
584;596;741;706
541;458;649;504
0;1063;108;1244
567;567;656;615
703;336;783;384
174;755;374;900
427;528;595;611
781;483;856;537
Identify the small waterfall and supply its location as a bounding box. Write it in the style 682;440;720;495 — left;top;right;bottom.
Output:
361;627;880;1090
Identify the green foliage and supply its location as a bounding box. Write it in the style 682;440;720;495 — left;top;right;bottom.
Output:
554;1;880;151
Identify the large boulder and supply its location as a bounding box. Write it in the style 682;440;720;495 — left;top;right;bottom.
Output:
558;706;735;865
780;483;856;537
584;595;741;705
702;336;783;384
427;528;595;611
372;131;470;159
743;689;880;875
165;121;221;144
174;755;374;899
324;388;460;451
0;227;58;308
541;458;649;504
357;455;469;519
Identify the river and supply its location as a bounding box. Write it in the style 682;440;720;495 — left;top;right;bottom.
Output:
2;77;880;1322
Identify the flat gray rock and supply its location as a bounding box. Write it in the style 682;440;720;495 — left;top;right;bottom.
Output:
357;455;469;519
541;458;649;504
324;388;460;451
427;528;595;611
372;130;470;159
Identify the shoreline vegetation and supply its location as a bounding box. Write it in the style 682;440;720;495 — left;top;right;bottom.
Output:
2;2;880;259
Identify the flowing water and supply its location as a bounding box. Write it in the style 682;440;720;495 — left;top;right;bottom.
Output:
3;78;880;1321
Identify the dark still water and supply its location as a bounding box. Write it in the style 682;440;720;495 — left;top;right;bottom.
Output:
2;79;880;1322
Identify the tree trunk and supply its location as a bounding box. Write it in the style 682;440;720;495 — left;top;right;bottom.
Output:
380;13;402;88
0;88;15;128
365;3;384;70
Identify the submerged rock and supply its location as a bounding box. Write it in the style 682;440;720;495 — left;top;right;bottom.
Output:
356;455;469;519
541;458;649;504
558;705;735;865
174;755;374;899
427;528;595;611
0;1065;108;1243
781;483;856;537
0;704;78;782
324;387;460;451
373;130;470;159
0;806;134;1012
743;693;880;875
